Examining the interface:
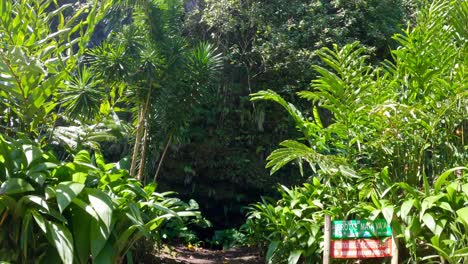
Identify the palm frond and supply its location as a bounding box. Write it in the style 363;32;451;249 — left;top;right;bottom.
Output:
266;140;347;176
250;90;306;129
61;67;104;122
186;41;223;77
449;0;468;41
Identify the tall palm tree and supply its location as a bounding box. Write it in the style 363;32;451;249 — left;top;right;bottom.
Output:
87;0;222;181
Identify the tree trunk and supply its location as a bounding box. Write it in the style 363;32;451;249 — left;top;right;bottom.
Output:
136;85;152;181
130;107;145;177
137;123;149;182
130;86;151;176
153;133;173;182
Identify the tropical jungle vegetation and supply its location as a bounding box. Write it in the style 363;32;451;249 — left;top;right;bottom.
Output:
0;0;466;263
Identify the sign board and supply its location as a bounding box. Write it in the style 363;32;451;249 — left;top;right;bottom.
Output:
323;216;398;264
332;219;392;239
331;238;392;258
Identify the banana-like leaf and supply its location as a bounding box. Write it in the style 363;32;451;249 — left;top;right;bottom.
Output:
46;221;74;264
56;182;85;213
87;189;113;236
0;178;34;195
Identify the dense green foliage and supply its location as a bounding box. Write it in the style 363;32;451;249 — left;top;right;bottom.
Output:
201;0;418;88
86;0;223;183
246;1;467;263
0;0;207;262
1;0;467;262
0;0;112;137
0;136;201;263
155;0;420;230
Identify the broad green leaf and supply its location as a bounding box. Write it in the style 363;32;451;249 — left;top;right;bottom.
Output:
292;209;302;218
145;217;165;232
143;202;180;220
35;28;71;45
126;202;144;225
45;186;56;200
397;182;423;196
427;239;451;261
90;219;109;259
288;250;302;264
31;210;47;233
438;202;453;212
312;106;323;128
312;177;320;187
422;213;436;234
266;241;280;263
454;247;468;257
0;178;34;195
71;207;91;264
27;172;46;186
21;210;32;259
420;194;444;219
434;167;466;193
382;204;394;224
173;211;200;218
56;182;85;213
456;207;468;225
115;225;139;253
72;172;88;184
462;183;468;197
370;194;381;209
72;197;100;220
73;151;96;170
94;241;115;264
400;199;414;220
21;195;50;213
87;189;113;235
22;145;43;166
46;221;74;264
94;151;106;171
28;162;57;173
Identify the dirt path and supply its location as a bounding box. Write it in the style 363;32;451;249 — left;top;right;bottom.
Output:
147;245;264;264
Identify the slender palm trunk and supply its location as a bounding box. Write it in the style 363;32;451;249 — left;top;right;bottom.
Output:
130;86;151;179
137;123;149;182
153;133;172;182
130;107;145;177
136;86;152;181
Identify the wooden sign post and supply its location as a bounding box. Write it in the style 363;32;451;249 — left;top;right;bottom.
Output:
323;216;398;263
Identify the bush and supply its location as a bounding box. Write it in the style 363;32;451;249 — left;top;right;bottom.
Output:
0;136;201;263
247;1;467;263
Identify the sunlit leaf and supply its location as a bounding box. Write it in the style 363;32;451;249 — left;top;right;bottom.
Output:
0;178;34;195
56;182;85;213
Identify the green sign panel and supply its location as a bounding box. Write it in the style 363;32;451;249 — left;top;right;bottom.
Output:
332;219;392;239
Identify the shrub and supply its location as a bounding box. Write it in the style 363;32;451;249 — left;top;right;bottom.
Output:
247;1;467;263
0;136;200;263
